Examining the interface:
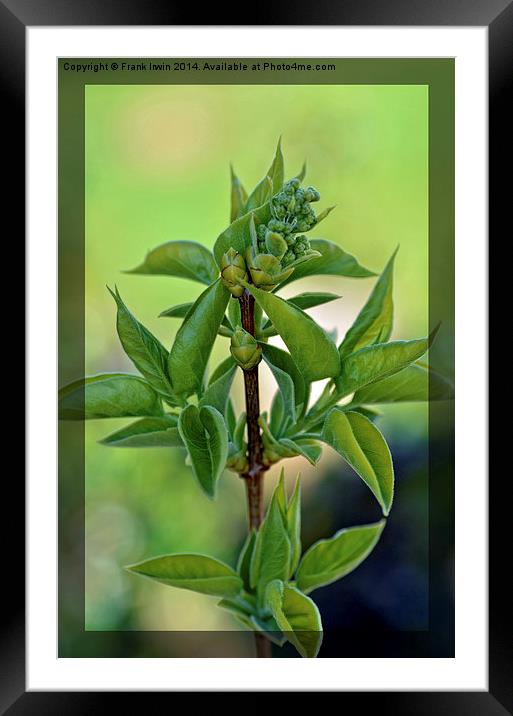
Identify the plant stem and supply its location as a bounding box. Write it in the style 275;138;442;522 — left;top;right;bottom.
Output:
254;632;272;658
238;289;272;659
239;290;267;526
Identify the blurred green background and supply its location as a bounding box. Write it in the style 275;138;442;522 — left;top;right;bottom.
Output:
84;84;429;639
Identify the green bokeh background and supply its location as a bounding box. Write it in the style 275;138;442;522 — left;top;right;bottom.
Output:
84;83;428;633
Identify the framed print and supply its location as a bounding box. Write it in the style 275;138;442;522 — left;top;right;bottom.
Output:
5;0;502;710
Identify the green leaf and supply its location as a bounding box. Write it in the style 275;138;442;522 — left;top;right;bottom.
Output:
213;203;271;267
296;520;385;594
274;467;288;513
262;292;341;336
230;612;255;631
266;138;285;193
321;408;394;515
126;553;242;597
297;440;323;464
58;373;164;420
101;415;183;448
351;362;454;405
245;139;284;213
278;239;375;288
108;287;174;400
126;240;218;286
168;279;230;399
178;405;228;498
269;390;286;436
280;438;322;466
294;161;307;183
249;616;287;646
265;580;322;658
231;411;247;450
263;354;296;424
245;284;340;383
219;600;285;646
227;296;242;329
199;357;237;416
159;302;193;319
159;302;232;336
261;344;306;415
286;477;302;576
335;331;437;398
284;291;341;311
339;248;397;359
230;165;248;222
237;530;257;592
346;405;382;422
217;594;255;618
245;175;273;214
314;206;336;226
250;485;291;602
249;614;287;646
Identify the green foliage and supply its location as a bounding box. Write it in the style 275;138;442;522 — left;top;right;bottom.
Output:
121;475;388;657
108;287;175;402
101;415;183;448
230;165;248;222
350;361;454;405
261;292;340;337
321;408;394;515
236;530;257;592
168;279;230;399
126;240;219;285
284;474;302;575
59;141;453;657
245;139;283;212
58;373;164;420
126;554;243;596
262;352;297;427
214;204;271;266
335;330;438;398
261;343;307;419
245;282;340;383
265;580;322;658
249;478;291;601
159;302;233;337
338;248;397;358
296;520;386;594
199;357;237;416
178;405;228;499
278;238;375;288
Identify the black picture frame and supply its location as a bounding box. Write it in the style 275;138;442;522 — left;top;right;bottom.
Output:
5;0;500;711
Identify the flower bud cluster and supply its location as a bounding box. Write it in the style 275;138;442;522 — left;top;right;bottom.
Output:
245;178;322;291
255;177;321;266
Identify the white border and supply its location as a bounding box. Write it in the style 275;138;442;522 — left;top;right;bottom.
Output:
27;27;487;691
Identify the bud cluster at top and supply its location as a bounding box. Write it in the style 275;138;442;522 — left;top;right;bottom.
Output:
220;177;325;295
256;177;320;268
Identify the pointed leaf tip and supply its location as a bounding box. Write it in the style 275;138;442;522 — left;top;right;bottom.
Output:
321;409;394;515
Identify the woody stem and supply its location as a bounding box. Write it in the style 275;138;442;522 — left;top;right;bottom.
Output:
238;289;272;658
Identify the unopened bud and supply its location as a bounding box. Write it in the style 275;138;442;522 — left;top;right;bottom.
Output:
220;247;248;298
230;327;262;370
265;231;288;258
245;249;293;291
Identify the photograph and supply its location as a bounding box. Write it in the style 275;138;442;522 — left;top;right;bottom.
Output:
7;5;499;706
57;69;455;659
